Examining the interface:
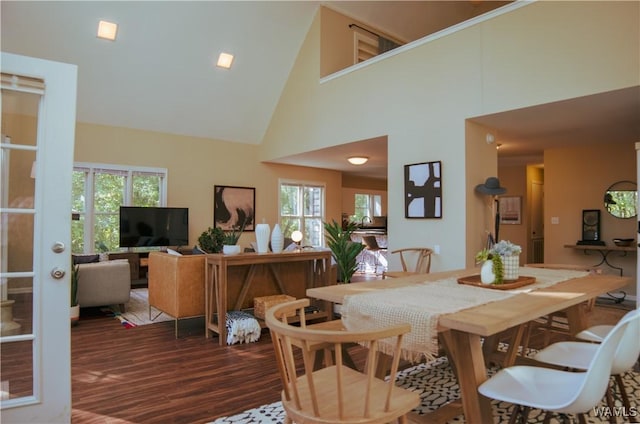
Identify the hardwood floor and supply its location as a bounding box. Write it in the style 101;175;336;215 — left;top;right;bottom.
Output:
72;315;281;423
70;272;631;424
71;272;379;424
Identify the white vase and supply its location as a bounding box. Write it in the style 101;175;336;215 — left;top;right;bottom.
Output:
502;255;520;280
255;223;270;253
70;304;80;327
270;224;284;253
223;245;241;255
480;260;495;284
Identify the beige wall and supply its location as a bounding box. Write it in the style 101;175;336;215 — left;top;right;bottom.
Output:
497;165;528;260
545;142;637;296
262;1;639;273
74;122;343;250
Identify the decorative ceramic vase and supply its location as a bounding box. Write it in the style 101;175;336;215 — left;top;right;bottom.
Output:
255;222;270;253
223;245;241;255
502;255;520;280
270;224;284;253
480;260;495;284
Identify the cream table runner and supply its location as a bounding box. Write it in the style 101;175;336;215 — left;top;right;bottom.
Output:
341;267;589;362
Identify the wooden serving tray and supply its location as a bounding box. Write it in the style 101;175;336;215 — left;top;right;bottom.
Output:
457;275;536;290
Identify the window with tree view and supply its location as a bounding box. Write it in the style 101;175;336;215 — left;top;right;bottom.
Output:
354;193;382;222
71;164;167;253
279;181;325;247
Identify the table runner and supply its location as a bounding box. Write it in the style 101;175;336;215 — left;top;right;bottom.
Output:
341;267;589;362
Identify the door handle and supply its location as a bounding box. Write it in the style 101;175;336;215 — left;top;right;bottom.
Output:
50;268;66;279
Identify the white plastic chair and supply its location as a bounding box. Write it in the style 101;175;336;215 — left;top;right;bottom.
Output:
533;309;640;421
478;309;637;424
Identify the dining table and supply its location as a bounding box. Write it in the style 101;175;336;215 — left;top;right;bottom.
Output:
306;266;632;423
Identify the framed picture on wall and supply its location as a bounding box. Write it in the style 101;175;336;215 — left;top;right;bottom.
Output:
214;185;255;231
404;160;442;219
499;196;522;225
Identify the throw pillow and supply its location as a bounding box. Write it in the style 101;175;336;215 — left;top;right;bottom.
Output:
72;254;100;265
166;248;182;256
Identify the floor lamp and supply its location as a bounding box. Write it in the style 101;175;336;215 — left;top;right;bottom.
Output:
475;177;506;248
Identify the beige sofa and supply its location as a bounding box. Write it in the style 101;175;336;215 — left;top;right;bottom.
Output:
76;259;131;312
148;252;206;323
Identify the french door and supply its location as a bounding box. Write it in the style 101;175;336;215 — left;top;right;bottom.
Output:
1;52;77;422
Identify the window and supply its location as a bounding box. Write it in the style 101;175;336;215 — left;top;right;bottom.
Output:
279;180;325;247
71;163;167;253
353;193;382;222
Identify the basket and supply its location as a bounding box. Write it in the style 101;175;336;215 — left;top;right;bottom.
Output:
254;294;295;319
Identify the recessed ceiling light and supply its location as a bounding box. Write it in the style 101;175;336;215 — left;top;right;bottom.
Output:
217;52;234;69
347;156;369;165
97;20;118;41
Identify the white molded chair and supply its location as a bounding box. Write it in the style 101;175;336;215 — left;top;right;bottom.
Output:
533;308;640;422
478;309;637;424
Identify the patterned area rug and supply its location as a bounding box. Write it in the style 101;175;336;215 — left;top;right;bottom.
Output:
209;354;640;423
108;288;173;328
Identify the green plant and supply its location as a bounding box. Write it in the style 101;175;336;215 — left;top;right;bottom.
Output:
198;226;225;253
71;261;79;307
324;219;365;284
222;220;247;246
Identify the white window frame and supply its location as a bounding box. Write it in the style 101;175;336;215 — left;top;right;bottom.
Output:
72;162;168;253
278;179;325;247
354;193;382;220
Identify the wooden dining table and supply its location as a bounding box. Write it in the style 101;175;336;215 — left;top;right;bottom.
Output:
306;267;632;423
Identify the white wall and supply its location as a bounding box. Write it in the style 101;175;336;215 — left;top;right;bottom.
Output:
261;1;640;272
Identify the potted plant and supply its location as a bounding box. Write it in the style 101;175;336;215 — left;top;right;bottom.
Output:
476;240;522;284
198;226;225;253
324;219;364;283
222;221;246;255
70;261;80;326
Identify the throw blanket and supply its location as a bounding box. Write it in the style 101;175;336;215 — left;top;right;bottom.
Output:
225;311;261;345
341;267;588;363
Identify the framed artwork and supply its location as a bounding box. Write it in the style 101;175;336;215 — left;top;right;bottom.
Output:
499;196;522;225
214;185;255;231
581;209;601;242
404;161;442;219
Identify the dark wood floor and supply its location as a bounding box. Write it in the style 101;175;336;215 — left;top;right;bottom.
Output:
71;272;380;424
70;272;632;424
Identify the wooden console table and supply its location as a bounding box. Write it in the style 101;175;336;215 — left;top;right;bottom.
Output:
205;249;332;345
564;244;636;276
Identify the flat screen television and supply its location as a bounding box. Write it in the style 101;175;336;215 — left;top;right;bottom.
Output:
119;207;189;248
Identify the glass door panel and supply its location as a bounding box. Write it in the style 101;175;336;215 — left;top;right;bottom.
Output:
1;84;39;406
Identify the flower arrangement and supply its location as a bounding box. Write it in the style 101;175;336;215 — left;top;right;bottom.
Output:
490;240;522;257
476;240;521;284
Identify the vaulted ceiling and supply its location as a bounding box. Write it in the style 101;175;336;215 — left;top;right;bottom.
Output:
2;1;639;179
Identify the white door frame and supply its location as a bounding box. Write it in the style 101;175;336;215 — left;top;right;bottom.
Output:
1;52;77;422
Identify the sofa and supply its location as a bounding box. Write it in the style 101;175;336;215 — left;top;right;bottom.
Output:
75;259;131;312
147;251;206;325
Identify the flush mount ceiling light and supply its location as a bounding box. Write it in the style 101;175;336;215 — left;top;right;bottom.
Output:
97;20;118;41
217;52;234;69
347;156;369;165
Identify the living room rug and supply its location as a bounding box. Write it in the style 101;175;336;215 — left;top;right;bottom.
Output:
208;354;640;424
108;288;173;328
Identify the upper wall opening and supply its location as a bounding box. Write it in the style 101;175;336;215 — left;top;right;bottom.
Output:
320;2;511;77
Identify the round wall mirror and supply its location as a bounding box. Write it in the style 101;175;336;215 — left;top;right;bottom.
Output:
604;180;637;219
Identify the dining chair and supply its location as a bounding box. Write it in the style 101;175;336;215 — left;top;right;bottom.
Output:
265;298;420;424
533;308;640;422
521;263;602;348
361;235;387;275
383;248;433;279
478;308;634;424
